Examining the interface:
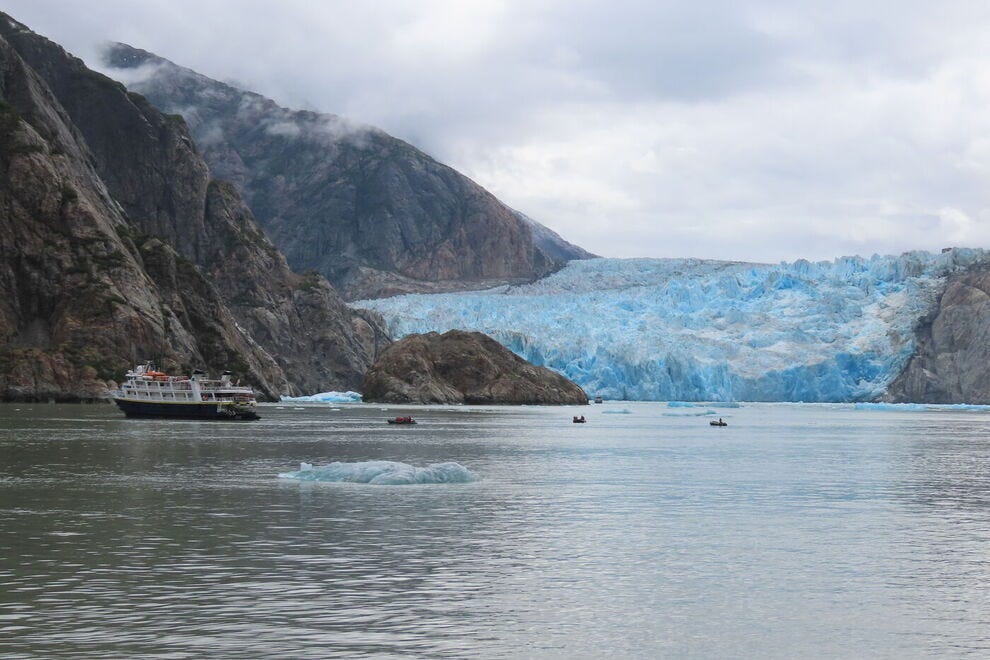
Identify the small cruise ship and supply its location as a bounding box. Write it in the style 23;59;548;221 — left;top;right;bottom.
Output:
112;363;260;420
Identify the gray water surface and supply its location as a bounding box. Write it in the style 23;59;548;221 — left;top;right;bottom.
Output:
2;402;990;658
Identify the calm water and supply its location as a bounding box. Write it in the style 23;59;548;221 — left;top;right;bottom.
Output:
2;401;990;658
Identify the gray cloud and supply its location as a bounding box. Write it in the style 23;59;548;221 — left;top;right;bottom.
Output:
5;0;990;262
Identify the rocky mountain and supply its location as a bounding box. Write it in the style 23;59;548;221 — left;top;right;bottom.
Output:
885;264;990;403
100;43;592;300
513;210;595;263
0;13;388;400
362;330;589;405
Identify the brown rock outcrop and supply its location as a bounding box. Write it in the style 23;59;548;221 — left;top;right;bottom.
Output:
362;330;588;405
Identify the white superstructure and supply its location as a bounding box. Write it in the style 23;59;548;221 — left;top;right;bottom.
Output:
113;363;259;419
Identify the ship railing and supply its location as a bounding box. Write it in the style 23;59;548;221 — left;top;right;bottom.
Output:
125;381;195;391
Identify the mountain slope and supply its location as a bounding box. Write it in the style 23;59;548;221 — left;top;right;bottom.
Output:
101;43;592;300
0;13;389;398
885;266;990;403
0;23;285;399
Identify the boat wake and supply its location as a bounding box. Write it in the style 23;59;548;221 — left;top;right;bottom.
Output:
278;460;478;485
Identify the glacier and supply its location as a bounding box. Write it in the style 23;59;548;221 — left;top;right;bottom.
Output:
354;249;989;403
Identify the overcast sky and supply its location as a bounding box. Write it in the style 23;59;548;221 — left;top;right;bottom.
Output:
6;0;990;263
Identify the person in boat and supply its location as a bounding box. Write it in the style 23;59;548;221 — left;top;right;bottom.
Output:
405;416;412;423
718;418;723;424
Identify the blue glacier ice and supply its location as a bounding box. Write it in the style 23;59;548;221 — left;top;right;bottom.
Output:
281;391;362;403
278;461;478;485
355;249;989;402
853;402;990;412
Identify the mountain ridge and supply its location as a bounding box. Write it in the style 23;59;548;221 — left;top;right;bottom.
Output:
0;12;389;399
100;42;593;300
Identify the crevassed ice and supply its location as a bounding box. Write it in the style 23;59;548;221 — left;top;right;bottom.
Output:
278;460;478;485
355;249;988;402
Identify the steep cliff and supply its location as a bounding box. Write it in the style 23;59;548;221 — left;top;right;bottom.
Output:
100;44;591;300
886;264;990;403
0;25;284;399
0;13;389;399
362;330;589;405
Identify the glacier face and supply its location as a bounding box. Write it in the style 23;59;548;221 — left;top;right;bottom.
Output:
355;250;988;402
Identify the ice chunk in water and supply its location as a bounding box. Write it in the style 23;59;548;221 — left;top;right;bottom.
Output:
279;460;478;485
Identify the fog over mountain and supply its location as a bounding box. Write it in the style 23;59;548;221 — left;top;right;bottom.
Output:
6;1;990;263
99;43;591;300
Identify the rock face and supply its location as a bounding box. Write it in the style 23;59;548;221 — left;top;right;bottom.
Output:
887;265;990;403
101;43;593;300
0;13;389;400
362;330;588;405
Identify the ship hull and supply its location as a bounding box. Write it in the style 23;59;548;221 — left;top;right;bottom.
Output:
113;398;259;421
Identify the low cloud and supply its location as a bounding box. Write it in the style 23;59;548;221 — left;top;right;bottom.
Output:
7;0;990;262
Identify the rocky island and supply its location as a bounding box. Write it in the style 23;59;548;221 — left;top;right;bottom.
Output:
362;330;588;405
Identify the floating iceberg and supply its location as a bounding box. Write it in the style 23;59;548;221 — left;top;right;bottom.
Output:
355;250;988;402
278;460;478;485
281;391;362;403
662;410;719;417
853;402;990;412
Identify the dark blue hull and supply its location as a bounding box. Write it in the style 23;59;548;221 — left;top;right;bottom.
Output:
114;398;259;420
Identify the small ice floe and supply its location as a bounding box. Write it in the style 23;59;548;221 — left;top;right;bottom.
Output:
602;409;633;414
662;410;718;417
667;401;740;409
280;391;362;403
853;402;990;412
278;460;478;485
